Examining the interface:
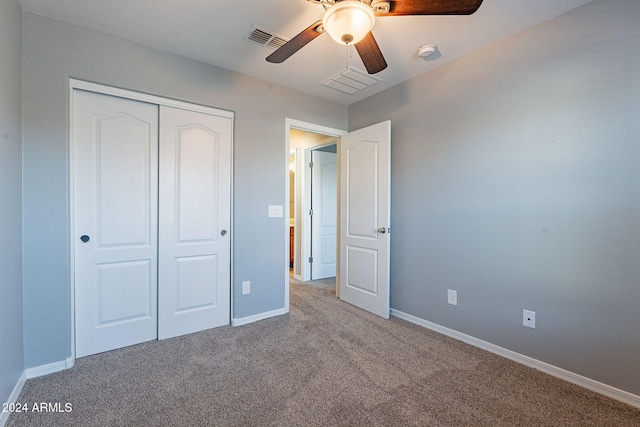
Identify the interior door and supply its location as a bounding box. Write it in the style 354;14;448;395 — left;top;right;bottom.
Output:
339;121;391;319
310;149;337;280
74;90;159;357
158;106;232;339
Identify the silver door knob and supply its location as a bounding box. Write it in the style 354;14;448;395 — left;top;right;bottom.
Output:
220;230;227;236
377;227;386;234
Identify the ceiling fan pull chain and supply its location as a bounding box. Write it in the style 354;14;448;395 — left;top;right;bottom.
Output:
346;45;349;68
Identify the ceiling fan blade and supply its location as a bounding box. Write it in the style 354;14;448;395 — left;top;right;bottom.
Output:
355;32;388;74
266;20;325;63
379;0;483;16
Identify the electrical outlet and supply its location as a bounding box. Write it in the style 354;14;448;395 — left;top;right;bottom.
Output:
523;309;536;328
242;281;251;295
447;289;457;306
268;205;283;217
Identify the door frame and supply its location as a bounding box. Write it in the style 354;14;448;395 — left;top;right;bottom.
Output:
285;119;346;308
69;78;235;365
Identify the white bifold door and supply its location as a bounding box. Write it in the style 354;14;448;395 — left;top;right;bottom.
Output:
74;90;231;358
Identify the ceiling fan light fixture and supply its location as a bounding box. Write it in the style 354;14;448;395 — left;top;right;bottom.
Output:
322;1;376;45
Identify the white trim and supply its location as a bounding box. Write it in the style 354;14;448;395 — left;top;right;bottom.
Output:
0;355;77;425
24;359;69;379
284;118;346;308
231;307;288;327
229;114;236;327
391;308;640;409
286;119;348;138
0;371;27;427
69;79;234;118
68;79;78;368
65;356;75;370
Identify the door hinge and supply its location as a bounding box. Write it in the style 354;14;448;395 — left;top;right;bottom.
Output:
309;209;313;216
309;161;313;168
309;256;313;263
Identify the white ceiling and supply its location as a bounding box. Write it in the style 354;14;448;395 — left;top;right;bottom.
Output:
19;0;593;105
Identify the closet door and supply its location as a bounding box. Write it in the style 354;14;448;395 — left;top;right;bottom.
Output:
158;106;232;339
74;90;159;357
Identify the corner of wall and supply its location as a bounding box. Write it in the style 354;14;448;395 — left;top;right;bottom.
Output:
0;371;27;427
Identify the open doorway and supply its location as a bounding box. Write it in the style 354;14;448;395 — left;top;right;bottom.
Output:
285;119;392;318
289;129;337;281
285;119;346;308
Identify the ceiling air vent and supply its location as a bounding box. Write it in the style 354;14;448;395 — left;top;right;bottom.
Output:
244;25;289;50
322;66;382;95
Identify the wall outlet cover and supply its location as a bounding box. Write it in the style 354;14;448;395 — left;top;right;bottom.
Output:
242;281;251;295
523;309;536;328
268;205;284;217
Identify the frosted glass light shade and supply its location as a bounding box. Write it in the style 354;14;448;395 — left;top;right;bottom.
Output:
322;1;375;45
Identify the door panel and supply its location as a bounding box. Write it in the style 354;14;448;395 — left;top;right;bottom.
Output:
345;247;378;295
97;115;154;246
97;261;152;323
158;106;232;339
339;121;391;319
176;127;219;241
176;256;218;309
311;150;337;279
74;90;159;358
346;141;378;238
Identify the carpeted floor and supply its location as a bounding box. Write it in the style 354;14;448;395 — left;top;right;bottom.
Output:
7;278;640;426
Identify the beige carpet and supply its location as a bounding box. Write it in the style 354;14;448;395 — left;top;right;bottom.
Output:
7;278;640;426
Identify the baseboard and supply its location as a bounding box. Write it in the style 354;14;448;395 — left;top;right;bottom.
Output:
0;370;27;427
231;307;288;327
390;308;640;409
24;358;69;380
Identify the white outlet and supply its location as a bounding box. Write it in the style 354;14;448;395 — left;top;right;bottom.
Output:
268;205;283;217
447;289;457;306
523;309;536;328
242;281;251;295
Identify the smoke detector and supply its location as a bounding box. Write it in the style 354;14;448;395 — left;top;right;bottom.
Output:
417;44;438;60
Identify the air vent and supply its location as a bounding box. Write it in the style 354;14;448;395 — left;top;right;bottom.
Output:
244;25;289;50
322;66;382;94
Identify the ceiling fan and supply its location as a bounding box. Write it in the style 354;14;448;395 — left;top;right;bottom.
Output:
266;0;484;74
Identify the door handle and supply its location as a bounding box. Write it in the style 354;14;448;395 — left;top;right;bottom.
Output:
80;235;90;243
377;227;386;234
220;230;228;236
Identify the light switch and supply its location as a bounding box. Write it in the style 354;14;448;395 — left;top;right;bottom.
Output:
447;289;457;306
268;205;284;217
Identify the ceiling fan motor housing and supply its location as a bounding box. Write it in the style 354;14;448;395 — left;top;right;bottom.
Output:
322;1;376;45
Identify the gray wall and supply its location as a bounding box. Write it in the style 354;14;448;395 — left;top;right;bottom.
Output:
350;0;640;396
22;12;347;368
0;0;25;405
